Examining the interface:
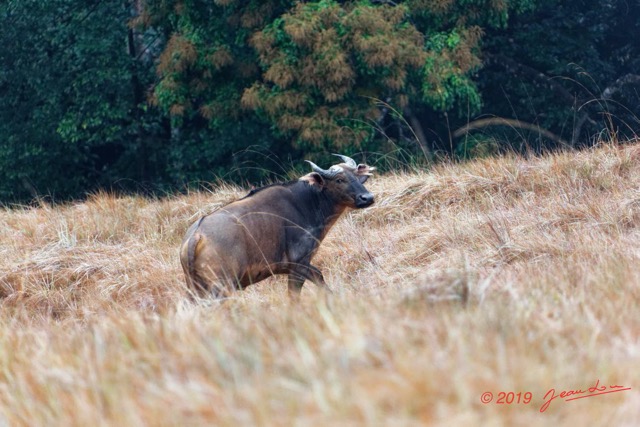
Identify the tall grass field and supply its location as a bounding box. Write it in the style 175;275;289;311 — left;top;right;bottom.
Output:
1;143;639;426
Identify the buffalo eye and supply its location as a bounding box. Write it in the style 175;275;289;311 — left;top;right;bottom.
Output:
336;178;345;184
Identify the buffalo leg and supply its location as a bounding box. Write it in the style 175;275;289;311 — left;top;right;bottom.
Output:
277;262;333;296
287;274;305;302
288;263;332;293
303;264;331;293
185;274;211;300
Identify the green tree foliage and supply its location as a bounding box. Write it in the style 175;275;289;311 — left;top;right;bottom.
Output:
243;2;426;147
135;0;292;183
470;0;640;154
143;0;534;155
2;0;639;202
0;0;166;201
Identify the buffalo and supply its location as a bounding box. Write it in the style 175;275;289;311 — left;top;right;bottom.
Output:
179;154;375;300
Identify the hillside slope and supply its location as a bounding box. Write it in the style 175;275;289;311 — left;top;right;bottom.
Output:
1;143;640;425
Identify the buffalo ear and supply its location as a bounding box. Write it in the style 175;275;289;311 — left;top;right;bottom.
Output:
300;172;325;187
356;163;375;183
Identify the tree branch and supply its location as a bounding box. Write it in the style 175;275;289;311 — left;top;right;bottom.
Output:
404;107;431;158
452;117;570;148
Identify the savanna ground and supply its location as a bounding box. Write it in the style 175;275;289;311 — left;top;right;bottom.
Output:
1;142;640;426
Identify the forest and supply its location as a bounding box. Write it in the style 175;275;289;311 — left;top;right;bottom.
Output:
1;0;639;202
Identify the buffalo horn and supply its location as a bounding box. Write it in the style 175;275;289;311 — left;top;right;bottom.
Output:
332;154;357;169
305;160;341;178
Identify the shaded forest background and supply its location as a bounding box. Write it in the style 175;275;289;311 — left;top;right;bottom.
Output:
1;0;638;202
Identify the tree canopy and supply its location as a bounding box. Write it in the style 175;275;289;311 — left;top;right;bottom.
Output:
1;0;167;200
1;0;638;202
142;0;533;151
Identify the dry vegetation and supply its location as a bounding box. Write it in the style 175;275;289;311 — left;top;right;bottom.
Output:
1;142;640;426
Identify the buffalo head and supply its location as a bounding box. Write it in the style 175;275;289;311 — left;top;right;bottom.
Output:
302;154;375;209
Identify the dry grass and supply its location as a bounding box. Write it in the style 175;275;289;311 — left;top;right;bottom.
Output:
1;142;640;426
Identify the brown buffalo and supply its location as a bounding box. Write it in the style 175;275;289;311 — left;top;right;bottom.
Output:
179;154;375;300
